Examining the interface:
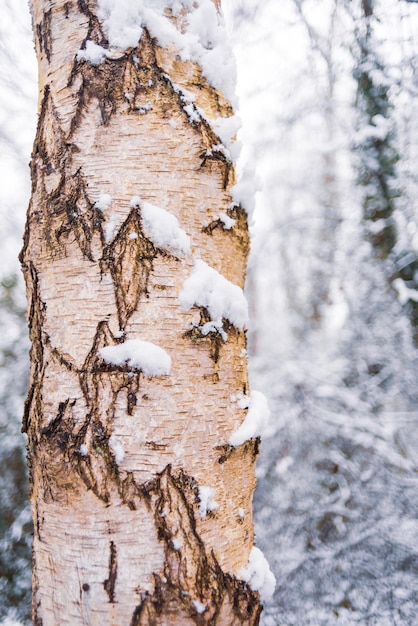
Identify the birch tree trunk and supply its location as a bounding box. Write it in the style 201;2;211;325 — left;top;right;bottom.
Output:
20;1;264;624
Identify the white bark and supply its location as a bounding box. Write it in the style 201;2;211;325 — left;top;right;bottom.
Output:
22;1;262;624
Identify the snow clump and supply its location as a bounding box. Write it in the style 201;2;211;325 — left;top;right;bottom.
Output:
131;196;191;255
96;0;237;104
109;434;125;464
229;391;270;447
172;538;183;551
239;546;276;601
77;40;110;65
192;599;207;614
99;339;171;376
218;212;236;230
179;260;248;331
94;193;112;211
198;486;219;518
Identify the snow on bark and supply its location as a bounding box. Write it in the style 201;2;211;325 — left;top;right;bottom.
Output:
198;485;219;518
95;0;237;104
99;339;171;376
131;196;191;256
229;391;270;447
179;259;249;331
239;547;276;602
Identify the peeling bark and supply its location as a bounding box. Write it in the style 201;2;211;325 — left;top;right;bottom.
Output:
23;1;260;624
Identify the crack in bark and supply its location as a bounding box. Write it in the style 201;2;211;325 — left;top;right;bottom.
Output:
32;86;66;183
100;208;155;329
184;309;238;365
104;541;118;603
199;149;233;192
36;9;52;62
21;263;46;435
51;170;102;262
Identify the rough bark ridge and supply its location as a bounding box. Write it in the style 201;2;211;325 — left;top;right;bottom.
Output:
22;1;260;624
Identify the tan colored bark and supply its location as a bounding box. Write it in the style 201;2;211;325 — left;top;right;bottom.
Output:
22;1;261;624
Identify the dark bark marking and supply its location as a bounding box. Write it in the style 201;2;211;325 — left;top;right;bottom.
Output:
119;472;147;510
202;204;248;237
32;86;66;182
34;396;85;503
184;309;238;365
202;217;232;235
32;592;44;626
50;169;101;261
166;81;234;190
215;439;260;466
75;415;118;503
36;10;52;62
231;205;251;259
101;208;155;329
130;466;261;625
77;0;90;15
199;149;233;192
21;263;46;434
145;441;168;451
104;541;118;602
80;320;142;414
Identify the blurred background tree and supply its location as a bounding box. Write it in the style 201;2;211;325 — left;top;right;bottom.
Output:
0;1;36;623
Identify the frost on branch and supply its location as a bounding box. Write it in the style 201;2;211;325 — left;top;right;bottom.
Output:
99;339;171;376
179;260;248;334
229;391;270;447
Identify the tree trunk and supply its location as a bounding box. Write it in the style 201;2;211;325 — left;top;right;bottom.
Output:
21;1;263;624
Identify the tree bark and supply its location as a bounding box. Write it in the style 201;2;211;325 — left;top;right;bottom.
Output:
21;1;261;624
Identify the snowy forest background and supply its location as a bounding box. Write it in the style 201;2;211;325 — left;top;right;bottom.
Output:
2;0;418;624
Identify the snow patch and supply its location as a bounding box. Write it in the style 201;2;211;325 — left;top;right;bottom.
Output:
231;393;250;410
218;212;236;230
192;599;207;614
229;391;270;447
109;434;125;464
198;485;219;518
96;0;237;105
77;40;110;65
183;102;201;124
212;114;242;161
131;197;191;255
172;538;183;551
104;214;119;243
239;546;276;601
79;444;88;457
95;193;112;211
99;339;171;376
200;319;228;342
179;260;248;330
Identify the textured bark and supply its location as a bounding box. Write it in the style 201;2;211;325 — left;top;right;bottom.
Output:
22;1;260;624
